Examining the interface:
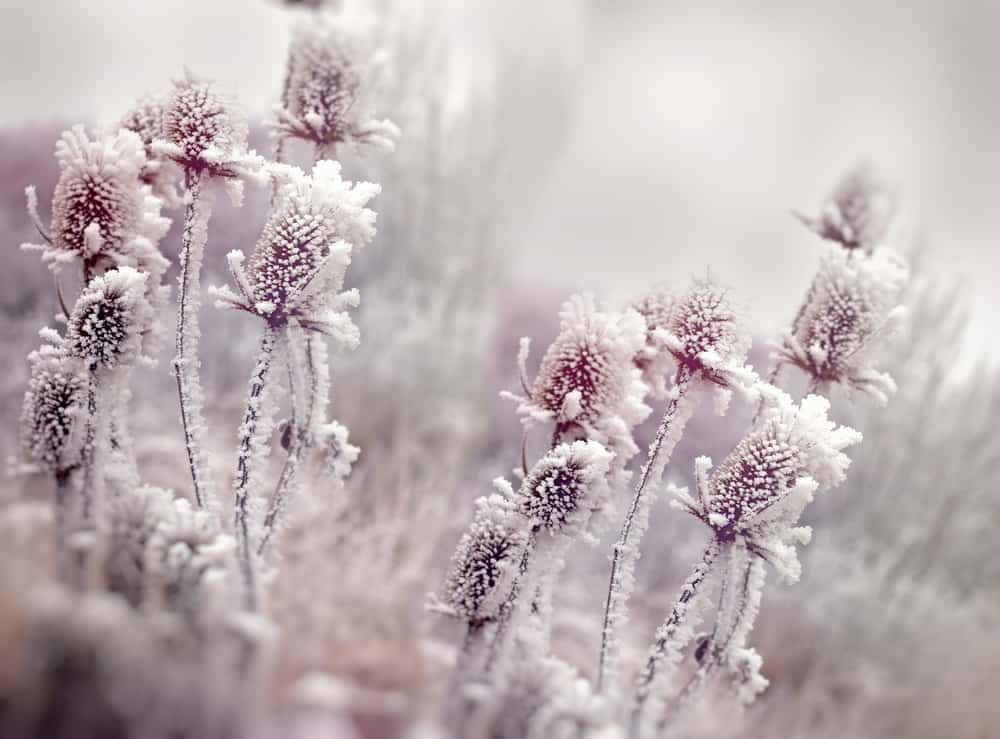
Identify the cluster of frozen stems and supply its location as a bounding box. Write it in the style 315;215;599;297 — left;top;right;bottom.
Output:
438;164;908;737
16;9;394;632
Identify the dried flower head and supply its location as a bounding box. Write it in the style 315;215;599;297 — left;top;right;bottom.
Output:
157;70;262;195
18;345;86;475
443;495;530;625
655;280;751;389
779;246;908;404
673;389;861;580
23;126;170;274
105;485;176;606
119;95;182;205
516;440;613;538
65;266;153;370
630;288;677;398
212;161;378;346
270;16;400;156
798;163;895;252
511;295;650;454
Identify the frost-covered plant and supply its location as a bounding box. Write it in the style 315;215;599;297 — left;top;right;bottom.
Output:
156;70;263;511
212;160;378;609
508;293;649;455
270;14;400;161
22;125;170;281
119;94;181;206
598;279;755;692
631;389;861;734
796;163;895;253
630;288;676;400
778;246;908;403
104;484;176;606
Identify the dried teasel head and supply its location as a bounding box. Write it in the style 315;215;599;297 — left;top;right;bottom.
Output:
797;163;895;253
119;95;181;206
270;16;399;157
18;345;86;476
23;126;170;275
212;161;378;345
779;246;908;404
64;266;153;370
515;440;613;538
512;295;650;453
630;288;677;398
443;495;530;626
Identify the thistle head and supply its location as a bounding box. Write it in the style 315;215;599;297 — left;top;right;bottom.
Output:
515;440;613;538
159;71;258;184
213;162;378;344
520;295;649;450
781;246;908;403
677;389;861;540
443;495;530;626
657;279;751;387
799;163;895;253
18;346;86;476
65;266;153;370
271;16;400;155
630;288;676;398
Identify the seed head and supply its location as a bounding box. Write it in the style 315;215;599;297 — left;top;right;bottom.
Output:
65;266;153;370
271;17;400;156
799;164;894;252
443;495;529;625
18;346;86;475
630;288;676;398
120;95;181;205
780;246;907;403
515;440;613;537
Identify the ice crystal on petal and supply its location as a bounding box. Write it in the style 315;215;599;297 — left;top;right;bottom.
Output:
779;246;908;403
515;440;613;538
18;345;86;475
65;266;153;370
270;15;400;156
443;495;530;626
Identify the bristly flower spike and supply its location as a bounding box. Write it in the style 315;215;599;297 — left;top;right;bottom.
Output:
795;163;895;253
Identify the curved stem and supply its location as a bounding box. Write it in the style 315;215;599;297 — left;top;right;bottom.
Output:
233;325;279;611
629;538;721;736
172;170;215;509
597;365;697;693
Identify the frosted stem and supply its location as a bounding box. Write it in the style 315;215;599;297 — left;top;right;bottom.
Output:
483;531;537;675
752;361;783;424
630;538;721;736
233;325;280;611
79;367;100;522
172;170;216;509
598;365;697;693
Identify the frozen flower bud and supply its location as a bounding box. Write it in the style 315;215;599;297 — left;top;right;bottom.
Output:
271;16;400;156
24;126;170;273
18;346;86;475
66;266;153;370
518;295;649;446
798;164;895;252
515;440;613;537
630;288;676;398
780;246;907;403
158;71;260;185
676;390;861;537
657;280;751;388
443;495;530;625
213;162;378;343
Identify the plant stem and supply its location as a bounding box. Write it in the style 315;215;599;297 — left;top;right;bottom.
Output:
629;538;721;737
483;531;537;675
79;367;100;522
172;169;215;509
233;325;279;611
597;365;697;693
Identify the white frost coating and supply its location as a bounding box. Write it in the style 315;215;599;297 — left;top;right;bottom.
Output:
778;245;908;405
796;162;895;253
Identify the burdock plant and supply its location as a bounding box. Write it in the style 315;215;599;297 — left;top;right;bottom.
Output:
155;70;263;511
598;279;755;693
631;388;861;735
212;160;379;609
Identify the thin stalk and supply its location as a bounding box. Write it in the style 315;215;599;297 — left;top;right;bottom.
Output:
483;531;537;675
172;169;215;509
598;365;697;692
805;375;823;395
79;367;100;522
630;538;721;736
752;361;783;425
53;469;72;580
233;325;279;611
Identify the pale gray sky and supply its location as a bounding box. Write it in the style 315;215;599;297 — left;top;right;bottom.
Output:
2;0;997;359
